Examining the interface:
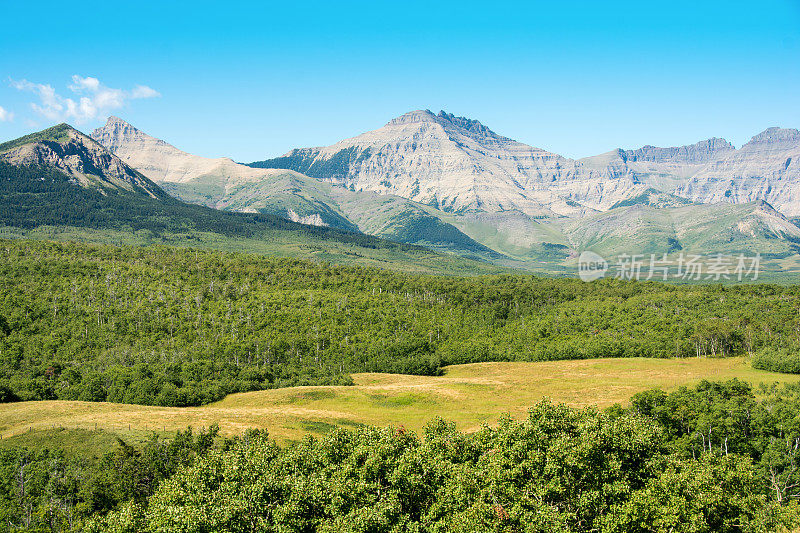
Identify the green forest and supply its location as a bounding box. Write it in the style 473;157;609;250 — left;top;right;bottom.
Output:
0;238;799;406
3;380;800;532
0;161;406;246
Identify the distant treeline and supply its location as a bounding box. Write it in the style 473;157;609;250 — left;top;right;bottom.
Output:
6;380;800;532
0;239;799;406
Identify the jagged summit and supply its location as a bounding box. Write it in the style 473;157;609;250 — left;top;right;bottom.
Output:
387;110;509;141
744;127;800;149
92;116;170;154
387;109;438;125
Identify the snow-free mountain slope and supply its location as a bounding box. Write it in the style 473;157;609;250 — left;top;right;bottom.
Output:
92;116;304;186
250;109;600;216
676;128;800;215
0;123;166;199
559;200;800;259
91;117;499;258
252;110;800;217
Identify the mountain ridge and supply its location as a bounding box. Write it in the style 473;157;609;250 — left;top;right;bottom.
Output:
249;110;800;216
87;113;800;269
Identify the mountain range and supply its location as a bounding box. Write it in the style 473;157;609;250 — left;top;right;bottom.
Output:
0;110;797;278
248;109;800;218
0;122;498;275
87;111;800;270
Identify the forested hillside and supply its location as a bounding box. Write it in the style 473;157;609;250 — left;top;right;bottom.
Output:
0;161;401;244
1;239;798;406
0;159;506;275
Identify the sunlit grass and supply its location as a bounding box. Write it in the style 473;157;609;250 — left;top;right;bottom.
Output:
2;357;798;445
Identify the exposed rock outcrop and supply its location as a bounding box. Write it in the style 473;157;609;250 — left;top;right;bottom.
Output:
0;123;165;199
251;112;800;217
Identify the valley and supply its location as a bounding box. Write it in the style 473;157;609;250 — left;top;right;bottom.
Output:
4;3;800;530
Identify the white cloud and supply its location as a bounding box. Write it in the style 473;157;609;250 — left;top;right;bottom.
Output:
10;75;160;124
68;75;101;92
0;106;13;122
131;85;160;99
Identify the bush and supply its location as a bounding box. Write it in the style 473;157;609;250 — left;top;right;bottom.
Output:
752;347;800;374
0;381;18;402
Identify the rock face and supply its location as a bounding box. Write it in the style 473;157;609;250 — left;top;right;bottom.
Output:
251;109;598;217
624;138;735;164
92;116;298;185
0;123;165;199
287;209;326;227
675;128;800;215
251;111;800;217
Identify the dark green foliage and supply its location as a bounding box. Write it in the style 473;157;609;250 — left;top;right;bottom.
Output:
530;242;571;260
609;188;659;209
0;425;221;532
752;347;800;374
382;209;503;258
629;380;800;507
0;382;17;403
248;147;372;182
609;188;692;210
0;124;73;154
91;392;800;532
1;239;800;406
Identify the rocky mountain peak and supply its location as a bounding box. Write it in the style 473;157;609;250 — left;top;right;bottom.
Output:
387;109;438;126
0;122;165;199
743;127;800;149
99;116;139;136
91;116;163;152
106;115;131;128
387;110;508;142
435;111;508;141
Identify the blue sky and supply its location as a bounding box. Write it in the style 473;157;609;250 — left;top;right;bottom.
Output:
1;0;798;161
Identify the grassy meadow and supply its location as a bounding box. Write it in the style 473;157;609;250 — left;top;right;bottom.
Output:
3;357;799;446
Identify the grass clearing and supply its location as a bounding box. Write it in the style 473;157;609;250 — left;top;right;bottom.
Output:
2;357;799;444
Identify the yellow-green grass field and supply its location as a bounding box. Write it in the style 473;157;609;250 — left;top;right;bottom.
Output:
2;357;799;445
